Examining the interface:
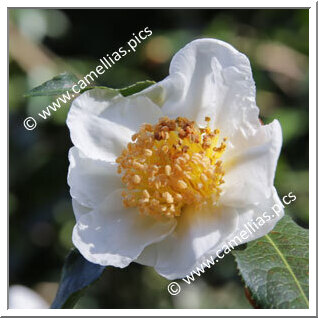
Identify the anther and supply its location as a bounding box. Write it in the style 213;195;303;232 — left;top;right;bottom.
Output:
131;133;138;141
177;180;188;189
165;165;172;176
163;192;174;204
143;189;150;199
132;175;141;184
200;173;208;183
175;193;183;201
175;164;182;172
133;161;144;170
116;116;227;219
144;149;152;157
162;145;169;153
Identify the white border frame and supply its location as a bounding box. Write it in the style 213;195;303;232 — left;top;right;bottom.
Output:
4;0;316;316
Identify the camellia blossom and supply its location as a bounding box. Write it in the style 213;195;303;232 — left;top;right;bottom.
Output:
67;39;284;280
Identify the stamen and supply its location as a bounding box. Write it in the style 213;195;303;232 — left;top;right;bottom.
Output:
116;116;227;218
132;175;141;184
144;149;153;157
163;192;174;204
165;165;172;176
177;180;188;190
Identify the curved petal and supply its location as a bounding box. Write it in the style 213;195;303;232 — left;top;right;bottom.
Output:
68;146;122;209
135;202;238;279
67;88;163;162
220;120;283;207
140;39;282;207
72;189;177;267
223;187;284;244
151;39;260;137
100;94;163;132
72;199;92;222
184;188;284;281
136;188;283;280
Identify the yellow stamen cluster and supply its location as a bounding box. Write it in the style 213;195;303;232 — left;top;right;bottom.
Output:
116;117;227;219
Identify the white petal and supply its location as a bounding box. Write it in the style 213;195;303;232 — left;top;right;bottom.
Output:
136;188;283;280
68;146;122;209
101;94;163;131
67;88;162;162
72;189;176;267
223;187;284;245
183;188;284;281
154;39;260;137
193;188;284;270
141;39;282;207
72;199;92;222
135;203;238;279
9;285;49;309
220;120;283;207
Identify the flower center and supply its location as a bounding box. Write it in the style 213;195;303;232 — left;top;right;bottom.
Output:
116;117;227;219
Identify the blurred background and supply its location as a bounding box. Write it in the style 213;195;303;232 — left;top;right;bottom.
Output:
9;9;309;309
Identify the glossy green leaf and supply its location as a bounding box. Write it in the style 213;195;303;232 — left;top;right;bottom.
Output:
51;248;105;309
233;215;309;309
25;72;79;97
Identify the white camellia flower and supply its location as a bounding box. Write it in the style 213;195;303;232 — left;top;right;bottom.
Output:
67;39;284;280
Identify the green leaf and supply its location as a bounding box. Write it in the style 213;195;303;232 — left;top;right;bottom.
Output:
25;72;79;97
83;80;155;97
51;248;105;309
25;72;155;98
117;80;156;97
233;215;309;309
